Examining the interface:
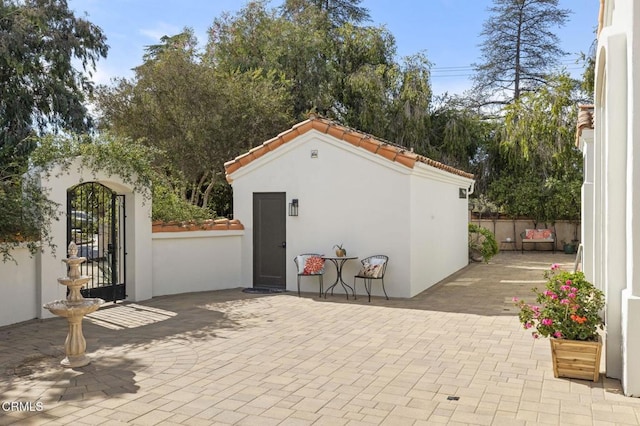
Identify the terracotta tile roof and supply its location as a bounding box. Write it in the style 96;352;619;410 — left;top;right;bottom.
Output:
152;218;244;233
224;116;474;182
576;104;594;146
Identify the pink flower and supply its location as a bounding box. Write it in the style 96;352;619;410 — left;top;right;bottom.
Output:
541;318;553;326
560;285;570;292
560;299;570;305
533;333;539;339
553;331;563;338
570;287;577;293
532;305;540;312
550;294;558;300
551;263;560;270
524;322;532;329
566;280;572;286
568;293;576;299
512;297;518;302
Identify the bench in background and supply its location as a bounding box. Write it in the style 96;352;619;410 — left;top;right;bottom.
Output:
520;229;555;253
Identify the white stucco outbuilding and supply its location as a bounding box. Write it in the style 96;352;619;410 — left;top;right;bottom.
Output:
225;116;475;298
578;0;640;397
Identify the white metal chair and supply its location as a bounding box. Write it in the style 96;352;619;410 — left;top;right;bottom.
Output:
353;255;389;302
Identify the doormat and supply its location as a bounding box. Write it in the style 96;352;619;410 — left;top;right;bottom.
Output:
242;288;286;294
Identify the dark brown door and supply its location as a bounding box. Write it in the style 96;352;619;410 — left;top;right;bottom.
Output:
253;192;286;288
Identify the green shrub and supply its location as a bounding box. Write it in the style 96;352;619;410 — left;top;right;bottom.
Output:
152;184;213;223
468;223;499;263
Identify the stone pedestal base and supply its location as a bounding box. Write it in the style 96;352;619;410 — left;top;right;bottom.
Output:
61;354;91;368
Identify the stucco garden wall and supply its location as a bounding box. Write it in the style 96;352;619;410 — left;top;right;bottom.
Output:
36;157;153;318
0;247;38;327
0;157;153;327
151;230;243;296
0;228;245;328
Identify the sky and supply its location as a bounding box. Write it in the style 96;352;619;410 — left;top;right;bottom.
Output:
68;0;600;97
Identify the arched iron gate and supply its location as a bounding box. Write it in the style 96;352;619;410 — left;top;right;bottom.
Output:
67;182;126;302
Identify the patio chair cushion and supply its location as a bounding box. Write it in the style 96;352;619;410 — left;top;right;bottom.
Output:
525;229;553;240
296;255;325;275
358;258;385;278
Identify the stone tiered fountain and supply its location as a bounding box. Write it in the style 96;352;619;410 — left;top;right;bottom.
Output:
44;242;104;367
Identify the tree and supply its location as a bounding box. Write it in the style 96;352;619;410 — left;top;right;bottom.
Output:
0;0;107;257
0;0;108;174
206;1;434;143
500;72;578;174
472;0;570;105
207;1;365;119
96;30;292;211
487;73;582;224
384;53;432;153
102;2;439;215
579;38;597;100
428;96;489;172
330;23;398;131
281;0;370;26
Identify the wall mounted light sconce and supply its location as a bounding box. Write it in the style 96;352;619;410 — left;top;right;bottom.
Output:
459;188;467;199
289;199;299;216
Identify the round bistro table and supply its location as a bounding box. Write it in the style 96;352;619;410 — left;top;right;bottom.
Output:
323;255;358;300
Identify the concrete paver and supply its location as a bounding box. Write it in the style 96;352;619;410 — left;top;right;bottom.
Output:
2;252;640;425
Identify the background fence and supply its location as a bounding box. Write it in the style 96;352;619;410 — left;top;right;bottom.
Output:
470;218;580;251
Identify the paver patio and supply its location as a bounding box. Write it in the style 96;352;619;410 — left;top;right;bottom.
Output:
1;252;639;425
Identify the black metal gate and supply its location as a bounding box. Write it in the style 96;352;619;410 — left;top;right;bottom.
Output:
67;182;126;302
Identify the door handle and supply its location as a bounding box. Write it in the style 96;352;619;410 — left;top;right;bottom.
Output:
281;242;286;248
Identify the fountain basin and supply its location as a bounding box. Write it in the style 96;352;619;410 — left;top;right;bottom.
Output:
57;277;91;287
44;299;104;318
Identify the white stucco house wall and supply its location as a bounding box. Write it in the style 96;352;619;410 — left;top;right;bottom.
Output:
225;116;475;298
578;0;640;397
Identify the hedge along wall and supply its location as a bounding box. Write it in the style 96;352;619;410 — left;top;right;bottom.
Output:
151;219;244;297
470;218;581;251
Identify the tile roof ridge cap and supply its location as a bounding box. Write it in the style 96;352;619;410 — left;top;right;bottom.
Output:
292;118;314;129
415;154;474;178
302;115;406;150
336;125;406;149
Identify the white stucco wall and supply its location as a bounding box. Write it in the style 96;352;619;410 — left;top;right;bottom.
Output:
230;129;472;298
0;247;38;327
409;167;470;296
591;0;640;396
579;129;595;286
152;231;243;296
37;157;153;318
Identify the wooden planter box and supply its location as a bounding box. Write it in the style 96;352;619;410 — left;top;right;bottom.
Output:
550;337;602;381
